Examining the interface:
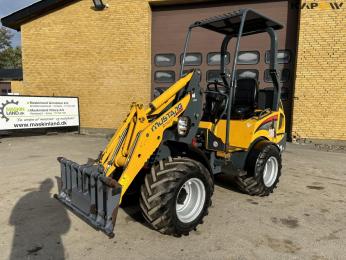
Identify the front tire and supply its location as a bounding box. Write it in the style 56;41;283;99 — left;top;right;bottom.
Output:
139;157;213;236
235;142;282;196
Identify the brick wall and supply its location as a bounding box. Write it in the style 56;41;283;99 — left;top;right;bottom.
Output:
292;1;346;140
19;0;225;130
21;0;152;129
19;0;346;140
10;80;24;94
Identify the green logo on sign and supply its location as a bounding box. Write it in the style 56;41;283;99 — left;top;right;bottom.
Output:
0;100;25;122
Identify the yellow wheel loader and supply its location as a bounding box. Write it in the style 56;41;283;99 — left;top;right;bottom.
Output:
55;9;286;237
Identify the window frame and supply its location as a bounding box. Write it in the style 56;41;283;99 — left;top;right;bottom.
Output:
236;69;259;81
154;53;176;67
206;70;223;83
207;52;231;66
265;49;292;64
237;50;260;65
180;52;203;66
154;70;176;83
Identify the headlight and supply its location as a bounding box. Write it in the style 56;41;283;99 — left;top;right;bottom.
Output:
177;116;191;136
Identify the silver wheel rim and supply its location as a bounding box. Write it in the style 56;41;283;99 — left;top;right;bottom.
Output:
263;156;279;187
176;178;206;223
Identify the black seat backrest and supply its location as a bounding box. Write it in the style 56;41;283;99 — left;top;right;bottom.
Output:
234;78;258;108
257;88;274;110
203;79;259;121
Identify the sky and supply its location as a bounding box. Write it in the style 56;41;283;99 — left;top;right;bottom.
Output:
0;0;39;46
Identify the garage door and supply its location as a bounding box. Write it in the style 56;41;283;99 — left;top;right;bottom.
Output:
151;0;299;134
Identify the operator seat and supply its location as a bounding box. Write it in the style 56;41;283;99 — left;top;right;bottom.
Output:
202;78;258;121
231;78;258;119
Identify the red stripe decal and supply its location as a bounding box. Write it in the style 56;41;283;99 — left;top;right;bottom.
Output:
258;115;278;128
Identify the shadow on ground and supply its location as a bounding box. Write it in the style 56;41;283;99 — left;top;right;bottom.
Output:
7;172;243;257
9;178;70;259
214;173;243;193
120;192;151;230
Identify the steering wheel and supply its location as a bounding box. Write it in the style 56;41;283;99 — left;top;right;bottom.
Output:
207;80;226;93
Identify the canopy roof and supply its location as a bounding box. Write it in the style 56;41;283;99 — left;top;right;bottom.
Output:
190;9;283;36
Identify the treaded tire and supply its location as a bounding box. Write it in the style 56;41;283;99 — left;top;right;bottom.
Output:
139;157;213;236
235;142;282;196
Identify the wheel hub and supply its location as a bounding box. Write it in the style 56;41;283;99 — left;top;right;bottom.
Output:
263;156;279;187
176;178;206;223
177;188;187;204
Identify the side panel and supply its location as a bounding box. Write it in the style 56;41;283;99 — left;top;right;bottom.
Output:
199;108;285;150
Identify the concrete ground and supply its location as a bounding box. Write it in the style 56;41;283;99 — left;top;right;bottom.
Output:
0;134;345;260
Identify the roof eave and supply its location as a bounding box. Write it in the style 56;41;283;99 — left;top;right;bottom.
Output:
1;0;79;31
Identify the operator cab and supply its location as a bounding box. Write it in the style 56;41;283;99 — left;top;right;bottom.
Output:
180;9;283;124
202;78;258;122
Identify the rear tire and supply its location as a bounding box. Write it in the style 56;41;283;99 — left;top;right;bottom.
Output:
235;142;282;196
139;157;213;236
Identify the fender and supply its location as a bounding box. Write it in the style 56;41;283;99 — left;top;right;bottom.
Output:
244;138;281;171
154;140;213;177
251;138;281;154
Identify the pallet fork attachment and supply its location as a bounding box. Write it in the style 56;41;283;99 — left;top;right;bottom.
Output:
55;157;122;237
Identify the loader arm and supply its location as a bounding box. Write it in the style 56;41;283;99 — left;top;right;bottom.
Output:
98;71;196;196
101;93;191;198
55;71;202;237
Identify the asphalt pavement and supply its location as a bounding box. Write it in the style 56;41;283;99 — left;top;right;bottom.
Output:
0;134;345;260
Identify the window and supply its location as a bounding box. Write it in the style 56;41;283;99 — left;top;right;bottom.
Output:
154;71;175;83
264;69;290;83
154;54;176;67
237;51;260;65
236;69;259;81
180;53;202;66
265;50;291;64
207;52;230;65
206;70;223;83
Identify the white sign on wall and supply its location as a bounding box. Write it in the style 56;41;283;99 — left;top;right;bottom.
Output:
0;96;79;130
